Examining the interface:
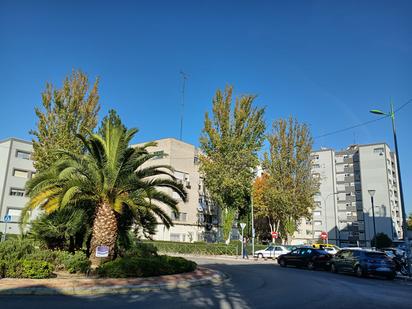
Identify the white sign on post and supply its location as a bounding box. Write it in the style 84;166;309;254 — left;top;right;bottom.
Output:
95;245;109;258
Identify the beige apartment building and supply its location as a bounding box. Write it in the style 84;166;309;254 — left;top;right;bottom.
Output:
293;143;403;247
132;138;220;242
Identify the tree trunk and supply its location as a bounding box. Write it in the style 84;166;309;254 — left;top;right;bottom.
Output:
89;202;118;268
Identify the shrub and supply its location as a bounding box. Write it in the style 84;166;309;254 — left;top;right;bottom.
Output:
371;233;393;249
55;251;90;273
123;242;158;258
0;259;53;279
0;238;37;260
97;255;196;278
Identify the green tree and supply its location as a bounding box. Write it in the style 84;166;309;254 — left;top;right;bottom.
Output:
30;70;100;172
200;85;266;242
371;233;392;249
254;117;318;244
23;121;187;267
407;213;412;230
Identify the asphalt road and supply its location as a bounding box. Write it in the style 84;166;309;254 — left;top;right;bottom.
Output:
1;257;411;309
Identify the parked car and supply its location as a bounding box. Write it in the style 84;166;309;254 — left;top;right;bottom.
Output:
312;244;340;255
254;245;290;259
277;248;333;270
329;249;396;280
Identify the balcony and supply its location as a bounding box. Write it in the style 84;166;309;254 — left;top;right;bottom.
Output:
344;175;354;182
343;157;353;164
344;167;354;173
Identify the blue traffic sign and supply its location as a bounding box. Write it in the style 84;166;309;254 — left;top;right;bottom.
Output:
3;215;11;222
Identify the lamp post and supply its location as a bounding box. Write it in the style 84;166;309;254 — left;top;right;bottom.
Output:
370;102;411;277
251;195;255;258
368;189;377;245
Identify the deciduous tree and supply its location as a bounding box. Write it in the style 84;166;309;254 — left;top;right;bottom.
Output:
200;85;265;242
30;70;100;172
253;117;318;243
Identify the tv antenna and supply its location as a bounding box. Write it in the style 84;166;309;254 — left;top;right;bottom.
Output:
179;70;189;140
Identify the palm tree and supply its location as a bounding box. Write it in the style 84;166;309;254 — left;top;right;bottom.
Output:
23;122;187;266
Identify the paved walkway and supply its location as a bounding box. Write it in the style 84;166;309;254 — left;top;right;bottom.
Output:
0;267;224;295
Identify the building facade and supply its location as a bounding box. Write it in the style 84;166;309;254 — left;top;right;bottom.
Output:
133;138;220;242
0;138;36;236
293;143;403;247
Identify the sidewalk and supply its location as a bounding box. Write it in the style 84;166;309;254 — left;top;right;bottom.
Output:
0;267;225;296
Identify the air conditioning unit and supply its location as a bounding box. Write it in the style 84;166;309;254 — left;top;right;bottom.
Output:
185;180;191;189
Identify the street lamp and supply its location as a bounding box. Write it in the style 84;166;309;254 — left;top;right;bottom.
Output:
368;189;377;245
370;102;411;277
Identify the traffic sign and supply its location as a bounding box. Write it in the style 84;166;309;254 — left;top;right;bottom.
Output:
271;231;278;239
3;215;11;223
240;223;246;230
320;231;328;240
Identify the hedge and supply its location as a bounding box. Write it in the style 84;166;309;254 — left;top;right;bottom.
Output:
97;255;197;278
142;240;267;256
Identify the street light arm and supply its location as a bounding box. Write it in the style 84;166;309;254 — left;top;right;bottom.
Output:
370;109;387;115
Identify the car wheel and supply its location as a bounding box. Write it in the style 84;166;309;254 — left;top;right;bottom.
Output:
330;263;338;273
258;253;263;259
355;265;365;278
307;261;315;270
386;272;396;280
400;265;408;276
279;259;286;267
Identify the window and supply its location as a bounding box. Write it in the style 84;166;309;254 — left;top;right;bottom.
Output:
172;212;187;222
312;164;320;168
373;147;384;156
194;156;199;165
153;150;165;159
16;150;31;160
314;221;322;226
10;188;25;197
170;233;180;242
313;211;321;216
13;169;29;178
7;208;22;219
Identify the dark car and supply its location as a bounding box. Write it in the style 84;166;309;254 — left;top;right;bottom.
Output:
329;249;396;280
277;248;332;270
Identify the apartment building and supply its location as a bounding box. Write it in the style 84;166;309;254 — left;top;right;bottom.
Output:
293;143;403;247
132;138;220;242
0;138;36;235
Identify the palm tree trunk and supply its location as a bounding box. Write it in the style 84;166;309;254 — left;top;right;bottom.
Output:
89;202;118;268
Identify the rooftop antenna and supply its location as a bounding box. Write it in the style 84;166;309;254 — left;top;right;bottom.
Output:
179;70;189;140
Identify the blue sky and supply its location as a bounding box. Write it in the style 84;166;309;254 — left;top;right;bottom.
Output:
0;0;411;212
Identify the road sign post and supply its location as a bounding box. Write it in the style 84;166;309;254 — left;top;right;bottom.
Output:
2;215;12;242
240;223;246;258
320;231;328;244
271;231;278;240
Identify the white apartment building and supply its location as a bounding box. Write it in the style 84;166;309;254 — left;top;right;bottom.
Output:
293;143;403;247
0;138;36;236
132;138;220;242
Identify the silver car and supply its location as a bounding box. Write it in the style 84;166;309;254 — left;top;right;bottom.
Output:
254;245;290;259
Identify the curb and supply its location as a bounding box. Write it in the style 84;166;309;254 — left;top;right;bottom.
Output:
0;268;226;296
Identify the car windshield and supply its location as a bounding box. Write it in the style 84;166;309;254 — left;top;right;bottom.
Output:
365;252;386;258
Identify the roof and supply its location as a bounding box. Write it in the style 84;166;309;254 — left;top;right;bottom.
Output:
0;137;32;145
